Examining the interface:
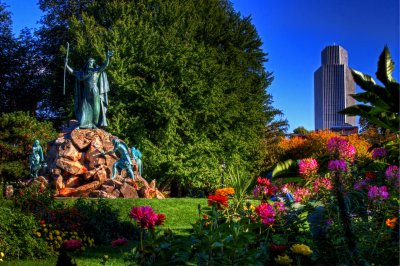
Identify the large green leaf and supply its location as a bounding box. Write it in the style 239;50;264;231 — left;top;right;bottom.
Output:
271;159;297;178
376;46;396;86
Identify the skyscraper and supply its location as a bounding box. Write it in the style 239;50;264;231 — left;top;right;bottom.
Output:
314;45;356;130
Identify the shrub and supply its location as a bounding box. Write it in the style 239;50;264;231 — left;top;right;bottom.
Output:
74;198;136;244
0;205;51;260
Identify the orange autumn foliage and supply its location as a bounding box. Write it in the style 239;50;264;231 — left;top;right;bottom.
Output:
277;130;372;162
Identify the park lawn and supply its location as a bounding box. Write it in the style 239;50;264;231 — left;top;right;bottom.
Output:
4;197;208;266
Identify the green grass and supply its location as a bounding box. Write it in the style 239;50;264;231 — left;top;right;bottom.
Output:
4;197;208;265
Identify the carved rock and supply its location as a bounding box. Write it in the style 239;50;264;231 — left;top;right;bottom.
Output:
56;158;87;175
120;182;139;198
59;140;81;161
53;175;65;191
65;176;81;188
5;185;13;199
101;184;114;194
46;126;165;199
70;129;93;150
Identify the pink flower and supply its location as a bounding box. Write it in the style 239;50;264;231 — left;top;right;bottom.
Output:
63;240;83;250
328;159;347;172
385;165;400;180
255;203;276;225
313;177;333;192
372;147;387;159
274;201;286;213
368;186;389;201
298;158;318;178
327;137;356;161
129;206;159;229
111;238;128;247
294;187;311;203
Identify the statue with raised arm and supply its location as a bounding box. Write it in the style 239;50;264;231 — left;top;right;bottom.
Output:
101;138;135;179
29;140;46;178
65;50;113;129
131;146;143;177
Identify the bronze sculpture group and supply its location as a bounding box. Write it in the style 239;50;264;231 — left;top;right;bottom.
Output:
29;46;143;181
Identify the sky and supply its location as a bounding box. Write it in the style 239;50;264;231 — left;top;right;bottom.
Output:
3;0;400;132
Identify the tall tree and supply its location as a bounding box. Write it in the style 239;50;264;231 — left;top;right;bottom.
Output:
38;0;287;192
0;1;15;112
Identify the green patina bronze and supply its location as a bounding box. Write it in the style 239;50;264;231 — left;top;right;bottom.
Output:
66;50;113;129
29;140;46;178
131;146;143;177
101;138;135;179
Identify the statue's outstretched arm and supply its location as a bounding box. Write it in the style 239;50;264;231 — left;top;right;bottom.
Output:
66;64;74;74
98;51;113;72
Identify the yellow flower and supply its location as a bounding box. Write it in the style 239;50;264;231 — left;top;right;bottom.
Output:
0;252;4;257
36;232;42;238
56;236;62;242
44;228;48;233
275;254;293;265
291;244;313;256
54;230;60;236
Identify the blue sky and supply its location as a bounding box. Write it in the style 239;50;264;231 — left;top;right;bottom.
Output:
4;0;399;132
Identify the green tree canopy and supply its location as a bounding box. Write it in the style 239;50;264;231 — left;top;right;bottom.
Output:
34;0;287;193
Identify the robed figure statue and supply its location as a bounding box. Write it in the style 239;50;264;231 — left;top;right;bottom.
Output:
66;50;113;129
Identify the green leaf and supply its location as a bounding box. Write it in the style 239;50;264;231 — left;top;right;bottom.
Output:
272;159;297;178
376;46;396;86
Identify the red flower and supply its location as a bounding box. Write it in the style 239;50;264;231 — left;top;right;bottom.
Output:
155;213;166;226
63;240;82;250
365;171;377;179
207;195;229;208
269;244;288;254
111;237;128;247
257;176;270;186
40;220;45;225
203;214;208;220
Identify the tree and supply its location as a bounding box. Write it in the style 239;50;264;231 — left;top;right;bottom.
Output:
0;1;16;112
340;46;399;134
0;112;57;188
292;126;309;135
37;0;286;193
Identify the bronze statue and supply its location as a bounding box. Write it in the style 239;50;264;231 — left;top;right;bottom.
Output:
29;140;46;178
65;49;113;129
101;138;135;179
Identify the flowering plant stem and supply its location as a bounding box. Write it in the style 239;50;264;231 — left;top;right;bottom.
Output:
333;172;361;263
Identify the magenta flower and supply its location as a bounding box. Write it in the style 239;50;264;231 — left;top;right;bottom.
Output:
298;158;318;178
372;147;387;159
328;159;347;172
63;240;83;251
129;206;159;229
385;165;400;180
327;137;356;161
354;179;370;191
111;237;128;247
368;186;389;201
255;203;276;225
274;201;286;213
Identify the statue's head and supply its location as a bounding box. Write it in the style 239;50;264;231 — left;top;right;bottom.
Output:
34;140;40;146
83;58;96;71
87;58;95;67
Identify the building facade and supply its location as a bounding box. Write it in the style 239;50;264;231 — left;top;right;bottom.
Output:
314;45;356;130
